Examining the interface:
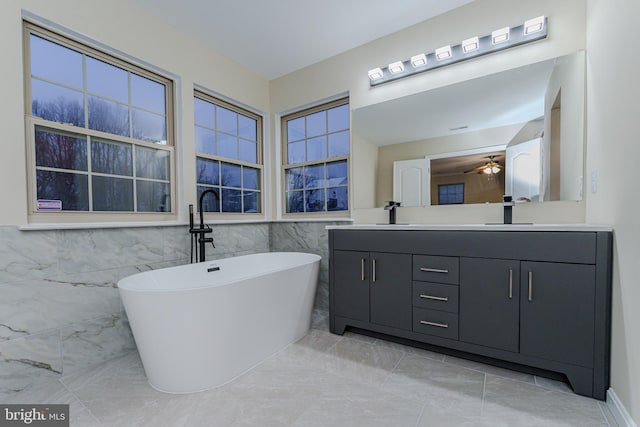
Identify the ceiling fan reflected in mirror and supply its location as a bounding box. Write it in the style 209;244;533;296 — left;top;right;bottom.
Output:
464;155;503;175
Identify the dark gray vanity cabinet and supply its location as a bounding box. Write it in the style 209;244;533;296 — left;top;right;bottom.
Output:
333;250;412;331
412;255;460;340
459;257;520;352
459;259;596;364
329;228;612;400
519;262;596;367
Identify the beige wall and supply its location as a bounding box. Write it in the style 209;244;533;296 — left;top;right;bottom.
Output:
586;0;640;424
270;0;587;223
1;0;269;226
351;131;378;209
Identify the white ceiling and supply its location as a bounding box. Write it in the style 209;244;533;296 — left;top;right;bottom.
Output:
127;0;474;80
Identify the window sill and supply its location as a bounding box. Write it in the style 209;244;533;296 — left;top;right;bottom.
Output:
18;220;188;231
18;217;354;231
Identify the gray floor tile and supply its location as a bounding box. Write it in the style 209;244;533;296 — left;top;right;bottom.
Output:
443;355;536;384
481;375;608;426
9;331;611;427
382;354;485;412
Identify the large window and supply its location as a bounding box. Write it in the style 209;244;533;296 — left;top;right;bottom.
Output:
24;23;174;216
282;98;349;215
194;92;263;214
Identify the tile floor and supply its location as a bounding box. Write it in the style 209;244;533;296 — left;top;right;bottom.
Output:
3;323;617;427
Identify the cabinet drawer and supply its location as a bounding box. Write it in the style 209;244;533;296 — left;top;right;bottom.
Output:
413;255;459;284
413;282;458;313
413;307;458;340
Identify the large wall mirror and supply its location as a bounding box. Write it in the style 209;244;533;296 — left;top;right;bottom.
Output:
352;50;585;208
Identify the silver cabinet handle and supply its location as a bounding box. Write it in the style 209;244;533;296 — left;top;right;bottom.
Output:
361;258;366;281
419;294;449;302
372;259;377;283
509;269;513;299
420;267;449;274
420;320;449;328
528;271;533;301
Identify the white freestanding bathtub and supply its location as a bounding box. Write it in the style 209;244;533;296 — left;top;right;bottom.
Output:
117;252;321;393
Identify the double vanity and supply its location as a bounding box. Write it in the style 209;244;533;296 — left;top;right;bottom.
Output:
327;224;612;400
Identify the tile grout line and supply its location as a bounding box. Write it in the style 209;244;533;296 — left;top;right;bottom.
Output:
57;377;104;426
480;371;487;418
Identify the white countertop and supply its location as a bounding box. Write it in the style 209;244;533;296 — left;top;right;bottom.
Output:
325;223;613;232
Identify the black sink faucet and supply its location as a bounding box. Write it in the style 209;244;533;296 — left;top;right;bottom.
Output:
503;194;514;224
384;201;401;225
188;189;219;263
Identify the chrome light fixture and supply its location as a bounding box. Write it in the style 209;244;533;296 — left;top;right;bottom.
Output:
524;16;545;35
491;26;510;44
410;53;427;68
368;16;548;86
435;45;453;61
461;36;480;53
388;61;405;74
368;67;384;81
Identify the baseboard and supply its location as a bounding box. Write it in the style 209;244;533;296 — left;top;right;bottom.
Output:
607;388;638;427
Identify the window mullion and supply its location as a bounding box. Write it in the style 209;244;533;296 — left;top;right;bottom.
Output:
87;135;94;211
132;144;138;212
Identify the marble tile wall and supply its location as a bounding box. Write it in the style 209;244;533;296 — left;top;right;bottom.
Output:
0;222;271;398
270;222;337;314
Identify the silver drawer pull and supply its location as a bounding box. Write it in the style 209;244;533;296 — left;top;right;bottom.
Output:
420;267;449;274
420;320;449;328
419;294;449;302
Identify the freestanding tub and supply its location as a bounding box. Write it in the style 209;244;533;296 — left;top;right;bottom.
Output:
117;252;321;393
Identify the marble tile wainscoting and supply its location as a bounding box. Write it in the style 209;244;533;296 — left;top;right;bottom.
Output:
270;221;336;314
0;223;270;400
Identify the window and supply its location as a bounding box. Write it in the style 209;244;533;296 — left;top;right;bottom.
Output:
194;92;263;214
282;98;349;215
24;23;174;216
438;183;464;205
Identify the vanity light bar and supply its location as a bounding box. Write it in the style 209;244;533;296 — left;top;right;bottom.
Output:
368;16;548;86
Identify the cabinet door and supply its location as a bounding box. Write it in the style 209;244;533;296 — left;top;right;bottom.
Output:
520;262;595;367
333;250;369;322
459;258;520;352
370;252;412;330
